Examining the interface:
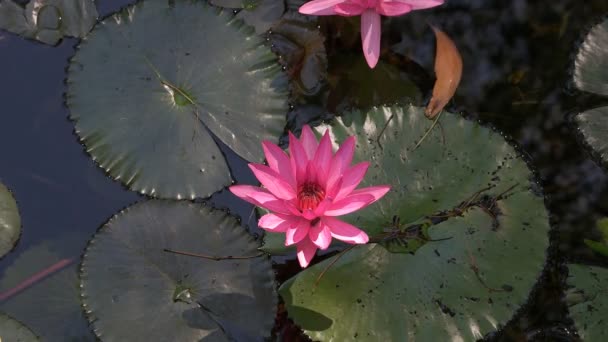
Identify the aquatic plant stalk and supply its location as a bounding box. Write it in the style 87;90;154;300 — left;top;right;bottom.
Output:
0;258;74;302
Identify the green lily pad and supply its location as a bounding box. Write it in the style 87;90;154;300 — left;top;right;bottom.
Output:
566;264;608;341
0;0;97;45
80;200;276;341
0;182;20;258
280;106;550;341
573;19;608;166
0;313;38;341
0;241;94;341
66;0;288;199
260;228;296;255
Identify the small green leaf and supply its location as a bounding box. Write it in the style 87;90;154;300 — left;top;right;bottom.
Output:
583;217;608;257
596;217;608;238
584;239;608;257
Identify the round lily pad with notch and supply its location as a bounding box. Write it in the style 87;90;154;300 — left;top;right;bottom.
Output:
66;0;288;199
0;241;94;341
0;313;38;341
80;200;276;341
279;106;550;341
0;182;21;259
566;264;608;341
572;18;608;167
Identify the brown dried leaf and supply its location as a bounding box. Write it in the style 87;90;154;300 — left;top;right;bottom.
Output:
426;26;463;118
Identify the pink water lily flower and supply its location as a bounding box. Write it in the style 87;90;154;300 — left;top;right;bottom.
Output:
230;126;390;268
299;0;444;68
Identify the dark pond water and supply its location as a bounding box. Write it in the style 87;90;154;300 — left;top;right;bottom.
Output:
1;0;608;341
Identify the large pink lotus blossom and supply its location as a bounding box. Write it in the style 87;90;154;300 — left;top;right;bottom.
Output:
230;126;390;268
299;0;444;68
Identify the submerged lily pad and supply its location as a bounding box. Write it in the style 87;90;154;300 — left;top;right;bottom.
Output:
0;313;38;341
327;54;422;116
271;11;328;97
0;241;94;341
566;264;608;341
211;0;285;34
573;19;608;166
0;182;20;258
280;106;550;341
67;0;288;199
0;0;97;45
80;200;276;341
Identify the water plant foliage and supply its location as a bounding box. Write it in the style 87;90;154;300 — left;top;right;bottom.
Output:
573;18;608;166
66;0;288;199
80;200;276;341
0;312;38;341
0;241;94;341
0;0;97;45
566;264;608;341
279;105;550;341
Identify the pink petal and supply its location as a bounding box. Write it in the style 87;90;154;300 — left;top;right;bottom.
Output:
397;0;444;10
313;131;333;187
229;184;260;200
334;162;370;201
229;185;292;215
322;217;369;244
262;141;295;187
286;220;310;246
376;2;412;16
289;131;309;184
323;193;375;216
296;238;318;268
301;209;317;221
309;222;332;249
326;136;355;191
249;164;296;200
258;213;292;232
334;3;366;16
300;125;318;160
313;198;332;217
299;0;343;16
361;9;381;68
350;185;391;202
324;186;391;216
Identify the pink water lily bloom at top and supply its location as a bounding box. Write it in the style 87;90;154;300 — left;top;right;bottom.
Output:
230;126;390;268
299;0;444;68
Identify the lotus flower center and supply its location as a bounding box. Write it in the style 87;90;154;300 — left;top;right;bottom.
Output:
298;182;325;211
